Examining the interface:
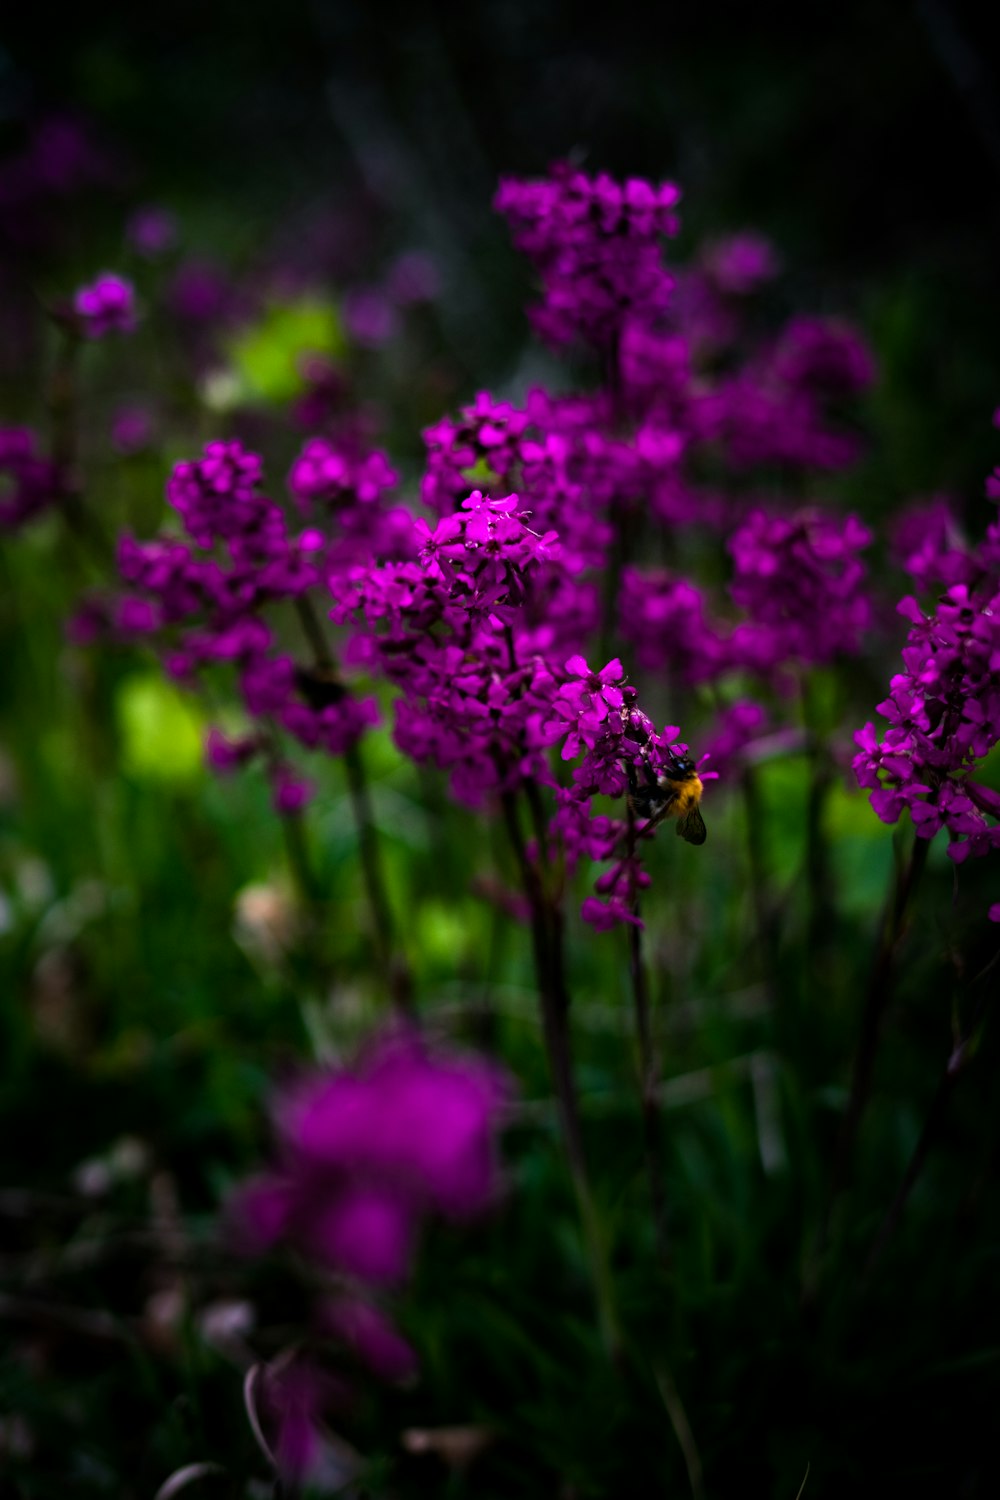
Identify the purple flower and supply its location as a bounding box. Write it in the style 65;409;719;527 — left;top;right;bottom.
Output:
386;250;440;306
854;426;1000;892
701;232;780;295
0;427;64;532
111;403;156;455
166;258;233;326
322;1295;418;1383
205;728;260;774
496;165;681;349
269;763;314;816
126;205;178;258
888;496;974;590
619;568;722;684
230;1029;510;1286
344;288;398;346
73;273;137;338
699;701;769;781
727;507;873;670
289;438;397;512
854;581;1000;862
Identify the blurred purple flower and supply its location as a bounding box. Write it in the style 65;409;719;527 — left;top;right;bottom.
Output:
727;507;873;670
231;1028;511;1286
496;164;681;349
126;205;178;258
73;273;137;339
0;428;64;532
111;403;156;455
344;288;398;347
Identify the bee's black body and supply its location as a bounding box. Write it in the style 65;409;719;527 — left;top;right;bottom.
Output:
627;753;707;845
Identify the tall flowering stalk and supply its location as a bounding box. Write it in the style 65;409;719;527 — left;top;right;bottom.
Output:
818;422;1000;1264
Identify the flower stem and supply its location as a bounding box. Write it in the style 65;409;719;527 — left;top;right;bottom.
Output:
47;326;113;568
740;764;781;1002
343;739;413;1015
799;675;834;965
862;1048;963;1279
626;805;670;1262
500;787;621;1358
864;954;993;1277
817;826;930;1257
293;594;413;1015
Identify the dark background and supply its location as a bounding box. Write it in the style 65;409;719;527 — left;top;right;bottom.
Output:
4;0;1000;486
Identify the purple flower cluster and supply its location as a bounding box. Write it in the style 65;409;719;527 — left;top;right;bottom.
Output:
727;508;873;672
85;439;393;811
72;272;137;338
0;427;64;532
620;507;872;697
544;655;698;928
335;468;693;925
495;164;681;349
888;496;975;591
336;490;563;807
289;436;397;513
619;568;721;685
854;589;1000;868
701;318;874;474
235;1028;510;1280
855;430;1000;899
232;1028;509;1479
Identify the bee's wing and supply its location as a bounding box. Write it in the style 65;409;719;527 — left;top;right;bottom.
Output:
676;806;707;845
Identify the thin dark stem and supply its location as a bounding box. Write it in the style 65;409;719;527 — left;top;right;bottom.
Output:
817;828;930;1256
293;594;413;1014
49;328;80;475
800;679;834;963
344;740;413;1015
626;805;670;1262
741;765;781;1002
865;959;994;1277
294;594;335;672
500;787;620;1357
263;717;322;912
47;327;114;568
863;1048;964;1279
281;803;322;907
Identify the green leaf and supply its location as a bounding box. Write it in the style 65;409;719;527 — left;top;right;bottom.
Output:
226;297;345;403
116;673;206;785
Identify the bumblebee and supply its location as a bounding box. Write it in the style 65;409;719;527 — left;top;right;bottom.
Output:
627;753;707;846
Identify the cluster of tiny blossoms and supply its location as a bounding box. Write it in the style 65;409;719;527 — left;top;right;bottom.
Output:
79;438;415;811
620;507;873;693
332;472;696;928
232;1029;509;1481
72;272;137;338
495;164;681;350
855;422;1000;910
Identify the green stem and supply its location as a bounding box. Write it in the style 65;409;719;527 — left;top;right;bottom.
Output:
500;788;621;1358
863;1047;964;1279
344;739;413;1015
818;826;930;1254
625;805;670;1262
865;958;993;1277
293;595;413;1014
47;327;113;568
741;764;781;1001
800;678;834;963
